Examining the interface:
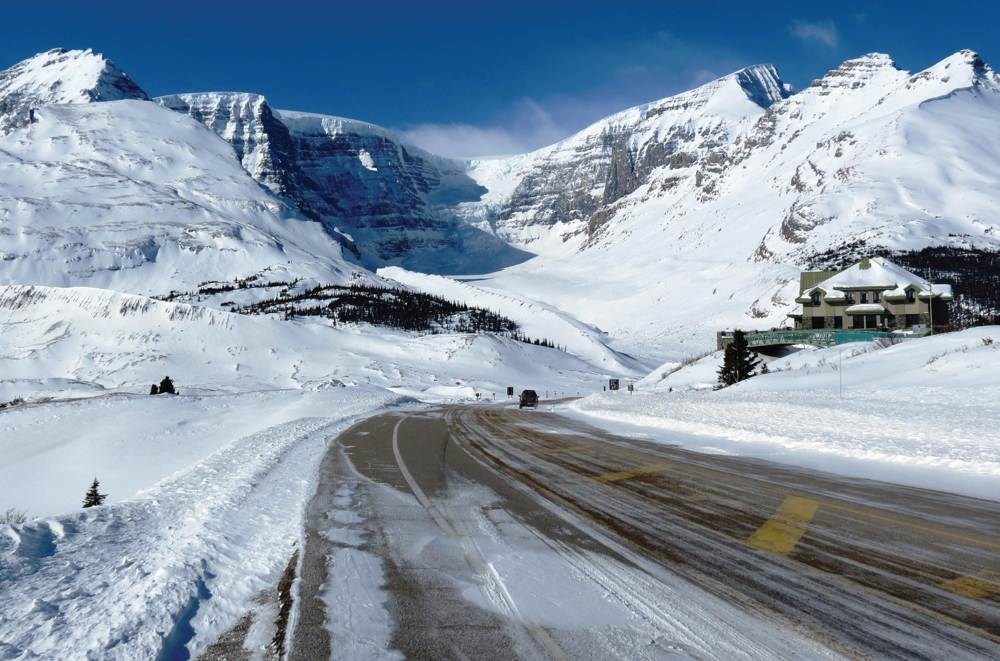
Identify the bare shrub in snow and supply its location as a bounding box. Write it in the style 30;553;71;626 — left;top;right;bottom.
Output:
873;335;903;350
984;336;995;346
0;508;28;525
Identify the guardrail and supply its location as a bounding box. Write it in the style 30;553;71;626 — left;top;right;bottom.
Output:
718;329;898;349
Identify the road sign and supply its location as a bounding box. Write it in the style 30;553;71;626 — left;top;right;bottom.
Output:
609;378;620;391
628;383;634;393
506;386;514;397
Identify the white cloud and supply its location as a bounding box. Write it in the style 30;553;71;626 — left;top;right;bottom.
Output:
399;97;568;159
399;32;758;159
789;19;839;48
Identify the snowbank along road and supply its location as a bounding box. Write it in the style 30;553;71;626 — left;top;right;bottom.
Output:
289;403;1000;659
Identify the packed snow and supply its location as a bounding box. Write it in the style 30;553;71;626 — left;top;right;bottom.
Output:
567;328;1000;500
0;387;402;659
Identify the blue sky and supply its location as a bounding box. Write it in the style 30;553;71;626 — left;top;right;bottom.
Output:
3;0;997;157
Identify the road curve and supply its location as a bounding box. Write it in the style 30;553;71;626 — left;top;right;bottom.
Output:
289;403;1000;660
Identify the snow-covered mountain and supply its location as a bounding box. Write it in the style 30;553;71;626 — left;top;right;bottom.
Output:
0;48;147;134
3;46;1000;361
158;92;529;273
0;51;375;295
463;51;1000;263
461;64;790;254
435;51;1000;358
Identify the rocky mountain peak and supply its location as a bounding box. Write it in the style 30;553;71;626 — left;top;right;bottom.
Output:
732;64;790;109
0;47;148;133
916;49;997;88
809;53;900;94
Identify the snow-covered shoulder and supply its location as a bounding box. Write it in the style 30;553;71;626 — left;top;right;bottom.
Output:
567;329;1000;500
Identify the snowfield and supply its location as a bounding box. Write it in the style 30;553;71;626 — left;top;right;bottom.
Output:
0;387;403;660
0;282;617;658
567;328;1000;500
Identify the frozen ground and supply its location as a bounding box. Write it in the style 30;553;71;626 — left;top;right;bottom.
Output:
0;282;618;659
566;328;1000;500
0;387;403;660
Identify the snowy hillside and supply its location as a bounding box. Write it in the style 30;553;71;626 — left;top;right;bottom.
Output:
567;328;1000;500
439;51;1000;358
158;92;529;273
0;98;366;294
380;266;649;374
0;284;614;394
461;64;789;254
0;48;147;133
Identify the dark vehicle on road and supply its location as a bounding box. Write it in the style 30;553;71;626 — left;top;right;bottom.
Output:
519;389;539;408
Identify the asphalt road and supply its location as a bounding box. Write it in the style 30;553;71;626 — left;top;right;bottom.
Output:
288;403;1000;660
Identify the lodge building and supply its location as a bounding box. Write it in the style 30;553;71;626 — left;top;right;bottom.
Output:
787;257;953;331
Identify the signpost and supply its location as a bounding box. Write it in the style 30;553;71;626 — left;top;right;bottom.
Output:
506;386;514;398
609;378;620;391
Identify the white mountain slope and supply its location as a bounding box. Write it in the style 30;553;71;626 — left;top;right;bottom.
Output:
0;284;612;394
435;51;1000;360
380;266;649;374
0;98;367;294
0;48;148;134
157;92;530;273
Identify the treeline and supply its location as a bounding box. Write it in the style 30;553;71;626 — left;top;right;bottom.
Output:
158;273;298;301
234;284;565;349
808;244;1000;328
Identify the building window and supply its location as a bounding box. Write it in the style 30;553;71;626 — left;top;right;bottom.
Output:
865;314;877;328
905;313;921;327
852;315;863;329
845;292;855;304
810;291;821;306
873;291;880;303
860;292;868;303
834;316;843;329
906;289;916;303
811;316;825;329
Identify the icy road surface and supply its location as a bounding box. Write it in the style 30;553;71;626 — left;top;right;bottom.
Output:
290;404;1000;659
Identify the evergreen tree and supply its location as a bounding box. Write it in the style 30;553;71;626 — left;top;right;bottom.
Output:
82;478;107;508
717;344;738;388
717;330;762;388
732;330;762;381
159;376;176;395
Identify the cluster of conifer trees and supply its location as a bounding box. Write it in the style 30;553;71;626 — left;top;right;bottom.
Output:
234;284;564;349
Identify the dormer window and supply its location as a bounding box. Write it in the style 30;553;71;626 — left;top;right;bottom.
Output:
810;291;821;306
873;291;880;303
845;292;855;304
906;288;916;303
860;292;868;304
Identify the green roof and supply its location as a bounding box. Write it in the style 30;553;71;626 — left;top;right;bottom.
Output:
799;270;840;294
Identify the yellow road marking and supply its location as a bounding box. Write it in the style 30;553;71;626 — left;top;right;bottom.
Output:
941;572;1000;599
596;462;675;483
747;496;819;555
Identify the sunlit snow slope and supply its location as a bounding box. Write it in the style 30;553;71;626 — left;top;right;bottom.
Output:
448;51;1000;359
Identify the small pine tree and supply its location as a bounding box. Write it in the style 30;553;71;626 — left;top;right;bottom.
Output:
82;478;106;508
717;330;763;388
716;344;738;388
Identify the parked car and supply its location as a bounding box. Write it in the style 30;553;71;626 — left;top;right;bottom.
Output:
519;389;539;409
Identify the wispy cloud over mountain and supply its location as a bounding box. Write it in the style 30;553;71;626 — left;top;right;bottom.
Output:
789;19;840;48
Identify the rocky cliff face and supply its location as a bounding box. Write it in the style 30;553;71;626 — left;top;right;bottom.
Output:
159;94;528;273
463;65;790;250
0;48;148;134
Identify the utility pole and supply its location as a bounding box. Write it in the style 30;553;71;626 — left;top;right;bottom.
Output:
839;349;843;399
928;281;934;334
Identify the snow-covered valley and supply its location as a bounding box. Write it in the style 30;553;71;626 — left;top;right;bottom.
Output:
1;43;999;659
